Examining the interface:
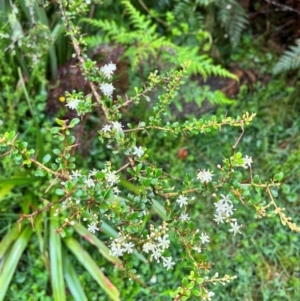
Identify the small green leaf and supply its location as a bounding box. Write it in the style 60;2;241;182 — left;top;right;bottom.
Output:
270;189;278;197
253;175;260;184
192;289;200;296
274;172;284;182
53;149;61;155
34;168;47;177
69;118;80;128
187;281;195;290
43;154;51;164
51;127;61;134
55;189;65;196
182;277;189;286
56;119;65;126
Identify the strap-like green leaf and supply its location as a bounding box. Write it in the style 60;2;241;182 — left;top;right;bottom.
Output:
50;208;66;301
0;224;19;259
62;249;87;301
64;237;120;301
73;223;122;266
0;226;32;301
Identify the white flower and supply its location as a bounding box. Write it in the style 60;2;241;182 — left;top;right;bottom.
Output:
66;98;80;110
243;155;253;168
110;242;124;257
176;195;188;208
193;246;202;253
70;170;81;178
102;124;111;133
229;221;242;235
179;213;190;222
224;204;234;217
132;146;144;158
87;222;99;233
219;194;231;205
197;169;213;183
100;62;116;79
112;121;123;132
151;248;162;262
105;171;120;186
143;242;156;253
157;234;170;250
113;187;121;195
100;83;114;97
199;232;210;244
85;178;95;188
89;168;99;177
206;291;215;300
162;256;175;270
213;213;226;224
123;242;135;254
214;198;235;218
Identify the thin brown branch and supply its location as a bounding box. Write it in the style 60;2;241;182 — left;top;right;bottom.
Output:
59;3;109;121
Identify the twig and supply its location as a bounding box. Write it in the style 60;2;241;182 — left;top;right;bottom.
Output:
59;2;109;121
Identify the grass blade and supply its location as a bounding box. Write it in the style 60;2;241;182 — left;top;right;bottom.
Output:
0;224;19;260
64;237;120;301
62;248;87;301
73;223;122;266
0;226;32;301
49;208;66;301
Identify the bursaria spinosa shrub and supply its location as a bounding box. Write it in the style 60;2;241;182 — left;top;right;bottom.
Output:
1;1;299;300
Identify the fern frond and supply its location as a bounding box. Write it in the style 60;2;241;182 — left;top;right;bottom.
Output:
273;39;300;74
81;18;126;39
121;0;153;32
216;0;248;46
175;47;237;80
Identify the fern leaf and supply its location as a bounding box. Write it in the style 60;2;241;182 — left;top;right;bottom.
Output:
175;47;237;80
216;0;248;46
273;39;300;74
121;1;153;32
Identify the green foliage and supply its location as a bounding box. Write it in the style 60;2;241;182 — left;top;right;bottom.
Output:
216;0;248;46
273;38;300;74
82;1;236;81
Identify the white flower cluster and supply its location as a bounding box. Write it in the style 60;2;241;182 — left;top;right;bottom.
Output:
99;62;116;97
110;223;175;270
197;169;213;183
69;165;121;232
100;83;115;97
102;121;124;134
66;98;80;110
110;234;135;257
105;170;120;186
213;194;242;235
100;62;116;79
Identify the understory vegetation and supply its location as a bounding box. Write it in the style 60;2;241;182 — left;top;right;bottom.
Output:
0;1;300;300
